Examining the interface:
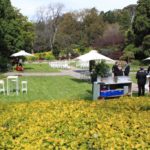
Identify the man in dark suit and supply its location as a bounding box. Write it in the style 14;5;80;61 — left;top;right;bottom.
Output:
124;62;130;76
147;65;150;92
112;62;119;77
148;65;150;74
136;67;147;96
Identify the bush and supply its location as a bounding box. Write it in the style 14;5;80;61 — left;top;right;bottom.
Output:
26;52;55;62
95;61;110;77
0;97;149;149
0;56;9;72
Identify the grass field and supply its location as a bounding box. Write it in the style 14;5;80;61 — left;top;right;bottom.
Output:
0;76;92;102
0;97;149;149
0;63;149;149
13;63;60;73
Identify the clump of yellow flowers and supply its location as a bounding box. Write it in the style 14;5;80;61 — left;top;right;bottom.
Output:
0;97;149;149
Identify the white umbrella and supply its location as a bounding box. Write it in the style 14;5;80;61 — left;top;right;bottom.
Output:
75;50;114;62
11;50;33;57
143;57;150;61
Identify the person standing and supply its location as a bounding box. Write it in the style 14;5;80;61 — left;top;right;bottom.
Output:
124;62;130;76
136;67;147;96
112;62;119;77
19;58;23;67
147;65;150;92
118;64;123;76
148;65;150;74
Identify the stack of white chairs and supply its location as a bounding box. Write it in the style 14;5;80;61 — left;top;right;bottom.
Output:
80;71;91;81
49;61;70;69
76;61;89;69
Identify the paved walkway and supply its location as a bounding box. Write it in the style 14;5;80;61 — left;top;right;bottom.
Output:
4;69;81;78
4;69;140;92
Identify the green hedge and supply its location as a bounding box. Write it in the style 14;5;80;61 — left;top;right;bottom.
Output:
26;52;55;62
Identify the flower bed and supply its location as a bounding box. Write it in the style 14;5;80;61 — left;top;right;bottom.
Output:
0;97;149;149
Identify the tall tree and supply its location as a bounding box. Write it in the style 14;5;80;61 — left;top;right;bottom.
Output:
35;3;64;52
132;0;150;47
0;0;34;71
82;8;105;46
94;23;124;48
0;0;34;57
55;13;81;53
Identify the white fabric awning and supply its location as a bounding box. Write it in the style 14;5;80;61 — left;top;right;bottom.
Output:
75;50;114;62
143;57;150;61
11;50;34;57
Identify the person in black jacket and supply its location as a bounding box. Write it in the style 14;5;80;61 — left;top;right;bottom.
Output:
148;65;150;74
112;62;119;77
136;67;147;96
147;65;150;92
124;62;130;76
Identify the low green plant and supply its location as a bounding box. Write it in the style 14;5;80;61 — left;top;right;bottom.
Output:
0;97;149;149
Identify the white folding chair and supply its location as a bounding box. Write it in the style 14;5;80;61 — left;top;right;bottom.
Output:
21;81;27;93
0;80;5;95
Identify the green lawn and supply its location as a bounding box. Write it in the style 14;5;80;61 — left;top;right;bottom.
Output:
0;76;92;102
13;63;60;73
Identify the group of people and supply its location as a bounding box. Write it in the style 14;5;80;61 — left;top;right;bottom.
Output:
112;61;150;96
11;58;23;71
112;61;130;77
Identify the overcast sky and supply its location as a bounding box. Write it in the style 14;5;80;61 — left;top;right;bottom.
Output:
11;0;138;20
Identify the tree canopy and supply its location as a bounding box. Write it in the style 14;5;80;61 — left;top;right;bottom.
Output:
0;0;34;58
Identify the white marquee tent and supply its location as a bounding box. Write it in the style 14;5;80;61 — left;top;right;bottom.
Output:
75;50;114;63
11;50;33;57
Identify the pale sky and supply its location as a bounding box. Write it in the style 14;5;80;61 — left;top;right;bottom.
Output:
11;0;138;20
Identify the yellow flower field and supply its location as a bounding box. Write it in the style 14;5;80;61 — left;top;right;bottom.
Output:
0;97;150;149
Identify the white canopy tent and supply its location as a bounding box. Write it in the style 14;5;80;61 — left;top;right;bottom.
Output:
143;57;150;61
75;50;114;63
11;50;34;57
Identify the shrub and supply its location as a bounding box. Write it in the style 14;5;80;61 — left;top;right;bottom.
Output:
26;52;55;62
95;60;110;77
0;97;149;149
0;56;9;72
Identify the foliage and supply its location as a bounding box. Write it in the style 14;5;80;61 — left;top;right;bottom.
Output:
132;0;150;46
121;51;135;62
0;0;34;56
102;8;134;31
94;23;124;48
121;44;139;61
0;97;149;149
0;56;9;72
26;52;55;62
0;0;34;71
34;3;64;52
142;35;150;56
125;29;135;45
95;61;110;77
